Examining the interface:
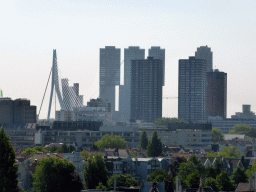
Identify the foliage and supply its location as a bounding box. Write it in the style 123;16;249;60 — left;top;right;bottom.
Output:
139;130;148;150
188;155;204;174
169;156;187;177
203;177;218;192
81;150;90;159
229;124;256;138
32;157;83;192
246;162;256;179
108;174;138;188
96;182;107;191
216;171;235;191
207;146;242;158
186;170;200;188
206;151;218;157
0;127;19;192
211;128;224;142
146;169;172;182
21;146;48;156
146;131;162;157
154;117;186;126
213;158;223;176
231;166;248;187
69;145;76;152
94;134;127;150
49;144;59;152
59;143;69;153
178;161;197;185
83;153;108;189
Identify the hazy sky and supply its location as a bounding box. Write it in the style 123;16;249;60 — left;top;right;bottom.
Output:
0;0;255;119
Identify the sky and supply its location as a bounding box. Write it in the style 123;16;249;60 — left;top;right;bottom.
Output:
0;0;255;119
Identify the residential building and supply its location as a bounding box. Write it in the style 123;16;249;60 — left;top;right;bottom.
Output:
130;57;163;123
99;46;121;113
178;57;207;123
206;69;227;119
148;46;165;86
0;98;36;124
119;46;145;122
195;45;213;72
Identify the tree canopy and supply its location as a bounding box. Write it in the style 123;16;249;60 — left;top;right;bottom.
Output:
108;174;138;188
146;131;162;157
211;128;224;142
206;146;242;158
21;146;48;156
0;127;19;192
231;166;248;188
83;153;108;189
154;117;186;126
139;130;148;150
32;157;83;192
229;124;256;138
146;168;172;182
81;150;90;159
216;170;235;191
94;134;127;150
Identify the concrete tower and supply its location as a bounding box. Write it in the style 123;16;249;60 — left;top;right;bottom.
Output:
195;45;213;72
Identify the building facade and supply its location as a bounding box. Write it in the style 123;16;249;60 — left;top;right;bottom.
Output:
130;57;163;123
206;69;227;119
178;57;207;123
0;98;36;124
148;46;165;86
231;105;256;120
119;46;145;122
195;45;213;72
99;46;121;113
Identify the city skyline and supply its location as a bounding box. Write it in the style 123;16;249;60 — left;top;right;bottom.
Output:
0;0;255;119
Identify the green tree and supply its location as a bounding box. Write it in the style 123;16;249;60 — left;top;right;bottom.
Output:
22;146;48;156
213;158;223;176
81;150;90;159
0;127;19;192
69;145;76;152
178;161;197;185
203;177;218;192
218;146;242;158
188;155;204;174
154;117;186;126
49;144;59;152
94;134;127;150
108;174;138;188
231;166;248;187
32;157;83;192
206;151;218;157
146;169;172;182
83;153;108;189
216;171;235;191
211;128;224;142
59;143;69;153
139;130;148;150
229;124;251;135
96;182;107;191
147;131;162;157
186;170;200;188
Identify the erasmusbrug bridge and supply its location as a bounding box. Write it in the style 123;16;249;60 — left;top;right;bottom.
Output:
38;49;83;121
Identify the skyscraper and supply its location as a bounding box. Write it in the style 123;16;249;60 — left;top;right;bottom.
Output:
99;46;121;113
130;57;163;123
148;46;165;85
119;46;145;122
178;57;207;123
195;45;213;72
206;69;227;118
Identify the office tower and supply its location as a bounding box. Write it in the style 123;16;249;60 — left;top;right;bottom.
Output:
148;46;165;86
195;45;213;72
99;46;121;113
178;57;207;123
206;69;227;118
130;57;163;123
119;46;145;122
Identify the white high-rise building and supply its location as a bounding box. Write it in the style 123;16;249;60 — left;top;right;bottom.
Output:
119;46;145;122
99;46;121;113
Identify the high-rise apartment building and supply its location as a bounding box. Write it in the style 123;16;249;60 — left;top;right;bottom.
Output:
206;69;227;118
130;57;163;123
178;57;207;123
148;47;165;86
99;46;121;113
119;47;145;122
195;45;213;72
